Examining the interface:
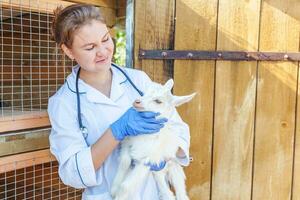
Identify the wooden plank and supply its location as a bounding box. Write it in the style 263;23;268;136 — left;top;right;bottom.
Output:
252;0;300;199
0;149;55;173
66;0;115;8
0;129;50;156
134;0;175;83
1;0;115;11
1;0;116;27
116;0;126;17
293;62;300;200
293;3;300;191
0;112;50;133
212;0;260;199
98;7;117;28
173;1;218;199
1;0;73;13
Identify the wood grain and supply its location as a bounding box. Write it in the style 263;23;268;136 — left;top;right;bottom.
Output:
252;0;300;199
174;0;218;199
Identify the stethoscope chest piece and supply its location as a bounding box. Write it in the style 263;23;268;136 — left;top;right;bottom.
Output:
80;126;88;138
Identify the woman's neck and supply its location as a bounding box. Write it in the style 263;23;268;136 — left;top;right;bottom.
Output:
79;67;112;97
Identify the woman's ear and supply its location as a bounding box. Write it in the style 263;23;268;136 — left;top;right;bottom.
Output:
61;44;74;60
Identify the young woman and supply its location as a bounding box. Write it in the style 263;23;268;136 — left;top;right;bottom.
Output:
48;4;190;200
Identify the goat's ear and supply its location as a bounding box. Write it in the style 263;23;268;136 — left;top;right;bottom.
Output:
164;79;174;91
172;93;196;107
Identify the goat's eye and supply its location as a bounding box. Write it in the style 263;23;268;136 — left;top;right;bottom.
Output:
154;99;162;104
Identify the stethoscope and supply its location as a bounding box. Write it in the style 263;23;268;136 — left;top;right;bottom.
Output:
75;63;144;137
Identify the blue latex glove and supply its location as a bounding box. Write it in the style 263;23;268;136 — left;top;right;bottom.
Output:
146;161;167;171
110;107;168;141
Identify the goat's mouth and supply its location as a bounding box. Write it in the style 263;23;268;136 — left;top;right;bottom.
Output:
134;107;146;112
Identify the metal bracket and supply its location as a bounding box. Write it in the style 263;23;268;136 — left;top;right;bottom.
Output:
139;49;300;61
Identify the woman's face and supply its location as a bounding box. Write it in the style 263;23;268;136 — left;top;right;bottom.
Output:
63;20;114;73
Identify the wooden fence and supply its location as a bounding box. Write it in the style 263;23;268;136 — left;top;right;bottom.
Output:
133;0;300;199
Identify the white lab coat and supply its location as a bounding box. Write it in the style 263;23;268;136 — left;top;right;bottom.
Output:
48;65;190;200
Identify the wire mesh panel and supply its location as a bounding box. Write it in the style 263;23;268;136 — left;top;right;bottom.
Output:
0;150;82;199
0;0;73;127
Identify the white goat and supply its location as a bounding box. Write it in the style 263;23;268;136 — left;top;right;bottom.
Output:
111;79;196;200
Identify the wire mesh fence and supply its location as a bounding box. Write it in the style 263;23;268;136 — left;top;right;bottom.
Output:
0;150;83;199
0;0;73;121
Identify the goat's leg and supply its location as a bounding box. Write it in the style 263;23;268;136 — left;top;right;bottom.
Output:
111;147;132;197
153;170;175;200
167;162;189;200
114;164;150;200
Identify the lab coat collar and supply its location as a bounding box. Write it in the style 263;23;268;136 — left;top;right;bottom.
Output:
66;65;128;105
66;65;87;94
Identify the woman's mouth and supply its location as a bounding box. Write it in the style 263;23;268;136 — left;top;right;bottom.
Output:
95;57;108;63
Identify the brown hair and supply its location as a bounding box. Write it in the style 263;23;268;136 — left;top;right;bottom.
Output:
51;4;105;48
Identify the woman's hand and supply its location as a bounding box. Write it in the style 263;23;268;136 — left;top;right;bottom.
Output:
110;107;168;141
145;161;167;171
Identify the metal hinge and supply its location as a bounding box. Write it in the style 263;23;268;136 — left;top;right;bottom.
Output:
139;49;300;61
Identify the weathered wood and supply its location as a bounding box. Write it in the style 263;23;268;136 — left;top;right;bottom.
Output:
65;0;115;8
1;0;73;13
1;0;115;11
134;0;175;83
0;111;50;133
0;149;55;173
293;62;300;200
1;0;116;27
0;129;50;156
212;0;260;199
252;0;300;199
173;1;217;199
116;0;126;17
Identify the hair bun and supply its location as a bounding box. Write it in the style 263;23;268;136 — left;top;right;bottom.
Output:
50;4;105;47
51;6;63;43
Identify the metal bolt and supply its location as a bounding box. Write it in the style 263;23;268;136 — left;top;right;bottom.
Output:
284;54;289;59
187;53;193;58
246;54;250;58
161;51;167;57
141;51;145;56
218;53;222;57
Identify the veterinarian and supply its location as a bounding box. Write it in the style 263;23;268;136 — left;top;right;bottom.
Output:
48;4;191;200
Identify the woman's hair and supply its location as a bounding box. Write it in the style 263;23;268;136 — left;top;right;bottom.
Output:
51;4;105;48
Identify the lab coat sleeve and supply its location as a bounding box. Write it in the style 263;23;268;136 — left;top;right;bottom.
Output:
48;97;100;189
138;71;191;166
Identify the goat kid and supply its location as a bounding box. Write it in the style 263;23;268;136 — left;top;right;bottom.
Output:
111;79;196;200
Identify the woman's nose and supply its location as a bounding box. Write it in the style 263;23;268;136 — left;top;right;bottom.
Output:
96;48;106;56
96;44;109;55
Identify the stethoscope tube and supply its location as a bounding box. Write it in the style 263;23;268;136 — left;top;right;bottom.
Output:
75;67;88;136
75;63;144;135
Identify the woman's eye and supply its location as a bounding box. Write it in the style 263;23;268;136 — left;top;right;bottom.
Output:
102;37;109;42
85;46;94;51
154;99;162;104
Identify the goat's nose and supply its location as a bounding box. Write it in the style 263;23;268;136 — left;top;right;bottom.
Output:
135;99;141;104
133;99;143;109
